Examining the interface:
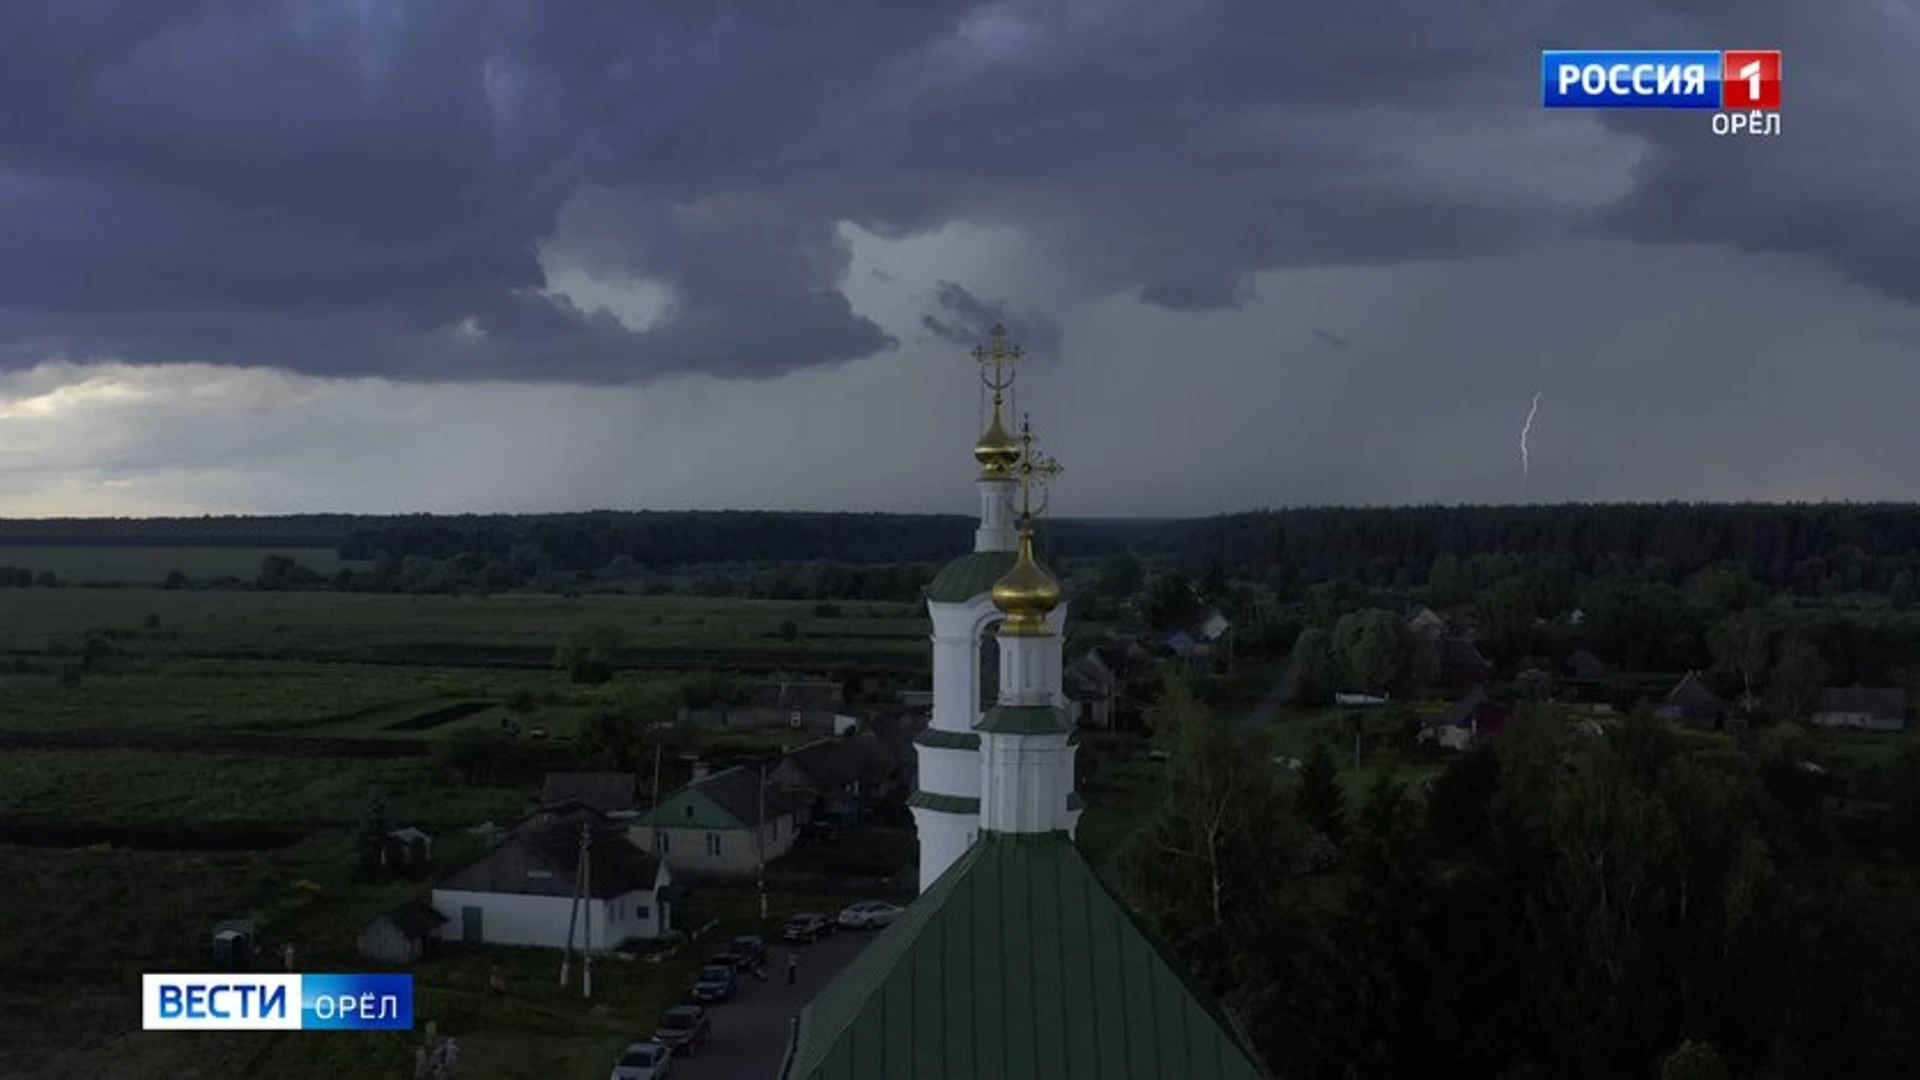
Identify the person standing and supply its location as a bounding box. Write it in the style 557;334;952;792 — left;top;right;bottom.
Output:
786;950;798;986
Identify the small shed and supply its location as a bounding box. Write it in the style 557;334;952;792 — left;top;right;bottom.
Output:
381;826;433;871
358;900;447;964
211;918;257;967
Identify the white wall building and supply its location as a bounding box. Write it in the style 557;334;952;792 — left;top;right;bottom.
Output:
432;804;673;951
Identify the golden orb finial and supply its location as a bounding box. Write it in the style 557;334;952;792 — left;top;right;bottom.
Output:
992;523;1061;635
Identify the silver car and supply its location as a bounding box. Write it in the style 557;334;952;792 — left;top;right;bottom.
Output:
609;1040;672;1080
836;900;903;930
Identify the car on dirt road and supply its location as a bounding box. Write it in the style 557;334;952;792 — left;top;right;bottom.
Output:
652;1005;712;1056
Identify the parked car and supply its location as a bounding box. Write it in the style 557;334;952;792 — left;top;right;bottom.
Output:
609;1040;672;1080
837;900;904;930
728;935;769;970
688;964;737;1004
782;912;835;942
652;1006;711;1056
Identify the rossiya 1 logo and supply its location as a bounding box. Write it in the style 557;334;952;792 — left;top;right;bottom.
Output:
1540;49;1781;138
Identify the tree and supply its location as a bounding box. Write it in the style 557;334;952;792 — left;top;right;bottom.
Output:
1331;609;1409;696
1428;743;1501;846
1691;563;1767;614
1144;573;1202;631
1659;1041;1731;1080
1096;553;1144;600
1767;637;1827;723
555;621;626;684
1707;612;1770;710
1122;677;1298;991
1892;569;1915;611
1295;741;1346;844
1288;627;1336;707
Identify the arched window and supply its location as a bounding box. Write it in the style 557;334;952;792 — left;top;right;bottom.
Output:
978;618;1002;713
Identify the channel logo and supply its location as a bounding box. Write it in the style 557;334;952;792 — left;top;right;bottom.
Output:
142;974;414;1031
1542;50;1781;111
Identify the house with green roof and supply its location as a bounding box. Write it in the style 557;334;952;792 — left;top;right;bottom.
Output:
633;765;810;877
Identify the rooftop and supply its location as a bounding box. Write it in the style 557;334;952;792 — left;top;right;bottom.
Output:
780;832;1268;1080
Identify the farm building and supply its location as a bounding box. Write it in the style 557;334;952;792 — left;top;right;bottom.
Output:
210;919;257;968
358;900;446;963
432;803;672;951
379;827;433;873
635;765;812;876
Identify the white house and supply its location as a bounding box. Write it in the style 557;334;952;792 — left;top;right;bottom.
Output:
431;804;672;951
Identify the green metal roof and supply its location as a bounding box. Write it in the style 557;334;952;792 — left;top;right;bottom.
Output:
780;833;1271;1080
978;704;1074;735
906;790;980;814
914;728;981;750
635;785;744;830
924;550;1017;604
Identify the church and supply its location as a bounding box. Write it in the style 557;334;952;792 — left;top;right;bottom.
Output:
777;327;1269;1079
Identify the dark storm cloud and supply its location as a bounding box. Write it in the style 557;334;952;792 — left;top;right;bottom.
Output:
918;282;1063;362
0;0;1908;383
1570;0;1920;301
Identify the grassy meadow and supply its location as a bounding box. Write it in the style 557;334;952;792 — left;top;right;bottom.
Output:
0;545;354;583
0;587;927;663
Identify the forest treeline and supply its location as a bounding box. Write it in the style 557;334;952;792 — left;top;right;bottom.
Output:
1176;502;1920;596
9;503;1920;596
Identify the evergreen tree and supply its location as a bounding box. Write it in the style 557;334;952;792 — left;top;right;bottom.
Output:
1295;741;1346;844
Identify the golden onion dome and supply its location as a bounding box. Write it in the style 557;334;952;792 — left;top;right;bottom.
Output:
974;401;1022;476
992;527;1061;635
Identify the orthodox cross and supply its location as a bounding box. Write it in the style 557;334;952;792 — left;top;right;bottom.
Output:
973;323;1022;399
1012;416;1062;523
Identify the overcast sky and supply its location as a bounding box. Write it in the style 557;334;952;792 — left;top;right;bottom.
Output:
0;0;1916;518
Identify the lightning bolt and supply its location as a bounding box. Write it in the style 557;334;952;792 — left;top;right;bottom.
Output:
1520;391;1541;488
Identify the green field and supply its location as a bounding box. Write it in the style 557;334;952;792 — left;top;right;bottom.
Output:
0;545;354;583
0;587;928;662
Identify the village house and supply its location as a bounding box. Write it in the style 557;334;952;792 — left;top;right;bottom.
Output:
357;899;446;964
431;803;672;951
1405;605;1447;639
727;678;853;734
771;736;901;822
538;772;640;816
1566;649;1610;681
1655;671;1728;728
1811;687;1908;732
1420;686;1514;751
1435;636;1494;692
1063;650;1118;729
634;765;810;877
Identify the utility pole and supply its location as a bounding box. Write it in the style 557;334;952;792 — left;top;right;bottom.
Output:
559;820;585;988
757;761;769;920
581;823;593;999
